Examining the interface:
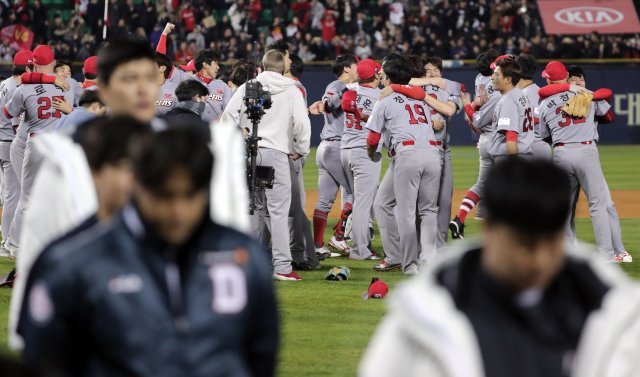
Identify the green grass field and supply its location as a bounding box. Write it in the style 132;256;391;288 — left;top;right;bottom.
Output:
1;145;639;376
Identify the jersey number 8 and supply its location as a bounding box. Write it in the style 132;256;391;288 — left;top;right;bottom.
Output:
37;96;65;120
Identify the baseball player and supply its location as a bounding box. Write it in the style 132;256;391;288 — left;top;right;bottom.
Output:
0;50;32;256
194;49;233;123
340;58;383;261
312;54;359;255
450;51;503;239
53;60;82;106
390;56;463;252
538;61;631;263
516;54;552;160
486;58;534;159
538;66;622;258
3;45;75;257
366;56;441;275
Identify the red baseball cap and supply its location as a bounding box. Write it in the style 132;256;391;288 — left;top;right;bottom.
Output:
363;278;389;299
179;59;195;72
83;56;98;75
13;50;33;66
33;45;55;66
357;59;381;81
541;61;568;81
489;54;515;70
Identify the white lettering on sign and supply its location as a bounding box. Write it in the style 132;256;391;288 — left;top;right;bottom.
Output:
614;94;640;126
555;7;624;27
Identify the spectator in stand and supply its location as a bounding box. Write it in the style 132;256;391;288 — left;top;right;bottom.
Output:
273;0;289;22
291;0;311;28
180;3;197;33
187;25;206;52
321;11;337;44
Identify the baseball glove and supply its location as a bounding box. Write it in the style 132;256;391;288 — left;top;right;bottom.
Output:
562;92;593;118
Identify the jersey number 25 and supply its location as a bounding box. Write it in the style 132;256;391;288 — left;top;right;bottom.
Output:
522;108;533;132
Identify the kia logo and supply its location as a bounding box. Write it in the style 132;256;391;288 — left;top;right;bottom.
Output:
555;6;624;27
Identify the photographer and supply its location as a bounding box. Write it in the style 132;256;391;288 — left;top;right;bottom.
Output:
221;50;311;281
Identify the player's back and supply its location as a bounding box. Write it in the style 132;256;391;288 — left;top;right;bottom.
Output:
320;79;347;141
341;85;380;149
539;91;604;145
370;93;436;147
6;80;75;135
522;83;542;139
0;77;20;138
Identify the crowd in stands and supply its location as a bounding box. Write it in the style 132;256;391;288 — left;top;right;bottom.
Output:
1;0;640;63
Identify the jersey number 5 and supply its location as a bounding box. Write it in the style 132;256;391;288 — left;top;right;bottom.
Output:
522;108;533;132
345;112;362;130
405;104;429;125
37;96;64;120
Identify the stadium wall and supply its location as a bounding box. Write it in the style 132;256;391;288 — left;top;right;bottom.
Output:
2;64;638;146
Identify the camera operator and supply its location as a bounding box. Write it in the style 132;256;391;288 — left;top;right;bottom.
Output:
221;50;311;281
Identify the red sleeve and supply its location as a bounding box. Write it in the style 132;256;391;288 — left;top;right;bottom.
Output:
4;106;13;119
464;104;475;120
505;131;518;142
390;84;425;100
367;130;381;149
460;83;467;93
592;88;613;101
20;72;55;85
341;90;358;114
156;34;167;54
598;109;615;124
539;84;570;99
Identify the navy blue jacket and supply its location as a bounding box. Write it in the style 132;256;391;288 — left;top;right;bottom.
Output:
19;205;278;377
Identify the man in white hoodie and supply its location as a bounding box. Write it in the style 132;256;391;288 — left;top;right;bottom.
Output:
360;157;640;377
221;49;311;281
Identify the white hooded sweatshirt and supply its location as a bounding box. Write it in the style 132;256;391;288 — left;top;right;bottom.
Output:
360;239;640;377
220;71;311;156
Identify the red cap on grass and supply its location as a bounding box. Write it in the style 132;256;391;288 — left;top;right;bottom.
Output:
363;278;389;299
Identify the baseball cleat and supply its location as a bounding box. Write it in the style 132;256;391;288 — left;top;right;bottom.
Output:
374;260;402;272
449;216;465;239
273;271;303;281
315;246;331;260
619;251;633;263
329;236;351;254
363;254;381;261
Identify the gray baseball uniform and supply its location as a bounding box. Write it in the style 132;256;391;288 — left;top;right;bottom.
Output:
539;91;619;259
197;77;232;123
156;68;189;115
425;81;462;250
468;76;501;204
340;85;381;260
522;83;552;160
488;87;534;158
0;77;21;244
315;80;353;219
367;93;441;273
5;78;75;254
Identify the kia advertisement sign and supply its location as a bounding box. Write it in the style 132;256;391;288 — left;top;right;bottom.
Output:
538;0;640;34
